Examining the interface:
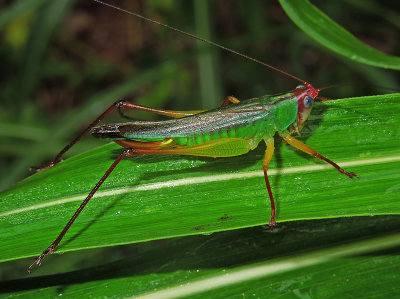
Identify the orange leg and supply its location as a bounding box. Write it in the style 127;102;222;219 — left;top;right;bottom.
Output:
263;139;277;228
29;136;250;271
280;133;358;179
29;142;174;272
116;137;251;158
29;137;245;271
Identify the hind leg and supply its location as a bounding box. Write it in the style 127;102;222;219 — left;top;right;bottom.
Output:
33;100;205;171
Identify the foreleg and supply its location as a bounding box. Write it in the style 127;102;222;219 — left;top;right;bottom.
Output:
280;133;358;179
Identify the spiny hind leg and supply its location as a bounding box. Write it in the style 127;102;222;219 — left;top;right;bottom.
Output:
280;133;359;178
32;100;205;172
30;137;239;271
262;139;277;229
28;148;137;272
32;100;130;171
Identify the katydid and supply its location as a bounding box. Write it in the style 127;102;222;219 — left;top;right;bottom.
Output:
27;0;358;272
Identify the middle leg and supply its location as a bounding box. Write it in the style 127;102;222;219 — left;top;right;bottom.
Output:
262;138;277;228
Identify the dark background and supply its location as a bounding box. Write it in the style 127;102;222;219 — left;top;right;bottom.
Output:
0;0;399;280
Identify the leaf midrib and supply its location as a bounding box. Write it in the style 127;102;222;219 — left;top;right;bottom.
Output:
2;155;399;218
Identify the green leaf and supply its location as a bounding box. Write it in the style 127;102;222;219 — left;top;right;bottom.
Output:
2;217;400;297
279;0;400;70
1;93;399;265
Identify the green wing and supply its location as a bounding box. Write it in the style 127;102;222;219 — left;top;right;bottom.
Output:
92;98;272;140
273;98;298;130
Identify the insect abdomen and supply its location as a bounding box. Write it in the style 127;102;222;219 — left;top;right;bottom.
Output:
175;138;251;157
173;118;273;147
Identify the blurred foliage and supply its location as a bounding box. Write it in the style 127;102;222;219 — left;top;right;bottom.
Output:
0;0;399;296
0;0;398;192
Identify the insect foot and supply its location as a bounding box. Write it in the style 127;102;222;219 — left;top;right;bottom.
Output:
27;244;55;273
29;161;57;172
268;218;277;227
341;170;359;179
268;217;277;232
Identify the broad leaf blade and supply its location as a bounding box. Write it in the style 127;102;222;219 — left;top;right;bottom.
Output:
2;217;400;297
279;0;400;70
0;94;399;263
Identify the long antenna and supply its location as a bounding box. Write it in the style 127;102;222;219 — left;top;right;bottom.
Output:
93;0;307;85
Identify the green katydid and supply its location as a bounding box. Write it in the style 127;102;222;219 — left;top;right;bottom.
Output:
27;0;358;272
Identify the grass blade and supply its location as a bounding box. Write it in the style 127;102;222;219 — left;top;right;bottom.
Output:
0;93;399;263
279;0;400;70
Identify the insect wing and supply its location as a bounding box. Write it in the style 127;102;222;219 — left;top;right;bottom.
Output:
93;99;274;140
